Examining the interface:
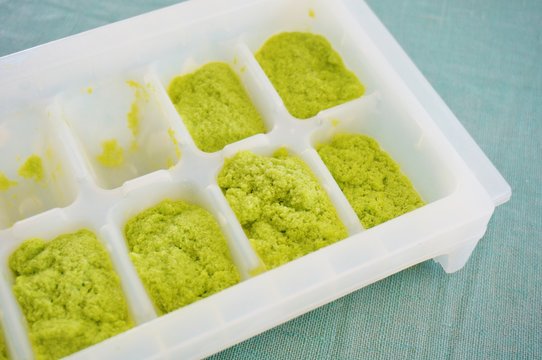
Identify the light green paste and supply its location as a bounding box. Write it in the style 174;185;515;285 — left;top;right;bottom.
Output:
0;172;17;191
0;330;7;360
124;200;240;314
97;139;124;167
218;149;348;269
18;155;44;182
317;134;425;228
168;128;181;157
9;230;132;360
255;32;365;119
168;62;266;153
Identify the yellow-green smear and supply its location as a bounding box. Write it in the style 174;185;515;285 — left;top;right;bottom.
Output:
255;32;365;119
0;330;7;360
168;128;181;160
9;230;132;360
124;200;240;314
18;155;44;182
0;172;17;191
126;80;149;150
309;8;316;18
97;139;124;167
168;62;266;153
317;134;425;228
86;87;93;94
218;149;348;270
126;80;148;95
127;102;140;140
166;128;181;168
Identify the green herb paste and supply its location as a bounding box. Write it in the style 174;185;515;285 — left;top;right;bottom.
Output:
317;134;425;228
168;62;266;153
124;200;240;314
0;172;17;191
9;230;132;360
218;149;348;269
97;139;124;167
18;155;44;182
0;330;7;360
255;32;365;119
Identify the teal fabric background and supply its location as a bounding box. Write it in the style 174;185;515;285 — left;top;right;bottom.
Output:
1;0;540;359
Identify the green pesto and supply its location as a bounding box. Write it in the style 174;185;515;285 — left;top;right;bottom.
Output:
9;230;132;360
255;32;365;119
168;62;266;153
218;149;348;270
18;155;44;182
124;200;240;314
0;330;7;360
0;172;17;191
97;139;124;167
317;134;425;228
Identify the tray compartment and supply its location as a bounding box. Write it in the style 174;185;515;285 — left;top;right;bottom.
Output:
108;179;261;306
0;216;143;360
153;40;276;154
240;0;380;113
59;71;181;190
311;94;458;206
215;143;362;271
0;104;78;230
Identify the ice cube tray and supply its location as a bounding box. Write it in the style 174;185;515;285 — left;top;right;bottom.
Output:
0;0;511;359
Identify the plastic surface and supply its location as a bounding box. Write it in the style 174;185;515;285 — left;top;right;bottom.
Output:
342;0;512;207
0;0;510;359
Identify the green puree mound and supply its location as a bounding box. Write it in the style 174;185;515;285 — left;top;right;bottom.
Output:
168;62;266;153
9;230;132;360
124;200;240;314
317;134;425;228
0;330;7;360
218;149;348;269
255;32;365;119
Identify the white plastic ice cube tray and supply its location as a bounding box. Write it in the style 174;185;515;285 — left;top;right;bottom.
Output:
0;0;511;359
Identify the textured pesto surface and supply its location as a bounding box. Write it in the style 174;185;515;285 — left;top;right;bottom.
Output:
317;134;425;228
0;330;7;360
9;230;132;360
255;32;365;119
18;155;44;182
168;62;266;153
97;139;124;167
0;172;17;191
125;199;240;314
218;149;348;269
